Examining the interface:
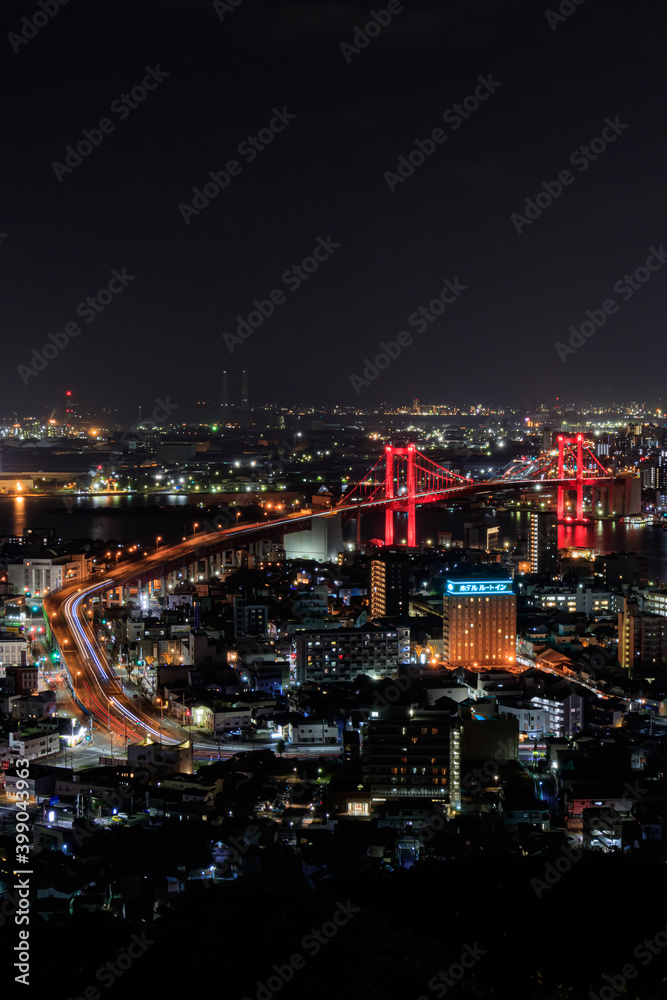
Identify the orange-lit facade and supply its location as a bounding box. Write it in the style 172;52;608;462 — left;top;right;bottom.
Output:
443;580;517;668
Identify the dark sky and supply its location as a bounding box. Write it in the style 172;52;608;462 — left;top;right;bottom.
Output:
1;0;665;418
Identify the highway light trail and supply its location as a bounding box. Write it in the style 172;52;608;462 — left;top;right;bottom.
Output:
47;483;561;750
58;580;181;745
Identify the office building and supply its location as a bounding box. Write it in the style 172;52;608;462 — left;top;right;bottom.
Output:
443;577;516;668
363;707;461;810
528;510;558;575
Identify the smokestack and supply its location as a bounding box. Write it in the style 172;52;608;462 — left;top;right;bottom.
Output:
222;370;229;411
241;369;249;421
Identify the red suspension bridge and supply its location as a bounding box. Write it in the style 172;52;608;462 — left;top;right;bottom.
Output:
44;435;622;744
336;435;618;545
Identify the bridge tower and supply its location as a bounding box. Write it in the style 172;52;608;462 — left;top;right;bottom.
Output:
384;444;417;547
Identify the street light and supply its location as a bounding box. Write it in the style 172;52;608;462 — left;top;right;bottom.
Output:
156;536;162;548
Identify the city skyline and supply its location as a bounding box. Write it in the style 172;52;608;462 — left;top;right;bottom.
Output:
3;4;667;996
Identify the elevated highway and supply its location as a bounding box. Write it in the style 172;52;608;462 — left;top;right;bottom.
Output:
44;475;613;742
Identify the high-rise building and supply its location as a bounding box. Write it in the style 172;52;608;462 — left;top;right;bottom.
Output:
618;598;667;677
363;707;461;809
443;577;516;668
233;596;268;639
528;510;558;575
369;553;410;617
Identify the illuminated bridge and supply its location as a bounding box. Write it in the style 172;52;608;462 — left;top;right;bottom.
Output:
44;434;620;742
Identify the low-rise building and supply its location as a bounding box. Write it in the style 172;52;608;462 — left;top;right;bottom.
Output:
8;726;59;760
4;763;59;803
127;736;193;774
497;703;552;738
4;664;39;694
288;719;338;745
9;691;57;720
214;706;252;733
0;634;29;668
582;807;643;851
564;785;638;832
7;554;89;596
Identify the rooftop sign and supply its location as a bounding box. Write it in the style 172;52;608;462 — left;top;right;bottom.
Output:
446;580;513;595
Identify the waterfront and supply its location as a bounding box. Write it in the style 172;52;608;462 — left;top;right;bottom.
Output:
361;506;667;584
3;495;667;584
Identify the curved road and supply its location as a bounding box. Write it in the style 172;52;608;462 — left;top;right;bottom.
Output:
44;477;594;749
44;513;330;752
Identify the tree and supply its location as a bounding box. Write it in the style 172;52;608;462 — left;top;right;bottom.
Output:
275;738;285;756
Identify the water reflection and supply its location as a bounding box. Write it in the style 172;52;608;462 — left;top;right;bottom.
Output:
12;496;26;536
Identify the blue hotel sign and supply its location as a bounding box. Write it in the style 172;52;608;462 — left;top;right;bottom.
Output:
446;580;512;595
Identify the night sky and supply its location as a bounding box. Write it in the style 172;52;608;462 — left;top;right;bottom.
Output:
2;0;665;417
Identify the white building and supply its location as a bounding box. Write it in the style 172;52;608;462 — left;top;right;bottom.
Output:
283;515;343;562
497;703;552;738
8;554;89;596
527;585;622;616
499;689;583;737
0;633;29;666
213;707;252;733
9;728;59;760
287;719;338;745
644;589;667;617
